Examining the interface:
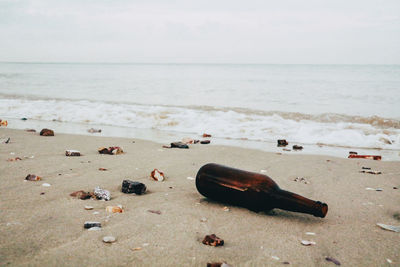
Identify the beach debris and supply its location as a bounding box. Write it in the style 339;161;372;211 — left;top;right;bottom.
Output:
207;262;231;267
131;247;142;251
294;177;309;184
106;205;123;213
200;217;208;222
70;190;92;200
203;133;212;138
98;146;124;155
376;223;400;233
222;206;230;212
325;257;341;265
187;176;195;180
7;157;22;162
40;192;45;195
348;154;381;160
88;227;101;231
147;210;161;215
40;128;54;136
121;180;147;194
361;166;371;170
387;259;393;264
25;129;36;132
150;169;165;181
305;232;316;236
201;140;211;144
1;137;11;144
99;168;107;171
300;240;316;246
271;256;280;261
282;261;290;264
65;150;81;156
94;186;111;201
260;170;267;173
25;174;41;181
93;211;99;215
394;187;398;189
349;151;358;155
42;183;51;187
283;148;291;151
0;119;8;126
88;128;101;133
84;221;101;229
365;187;383;191
84;206;94;210
277;139;288;146
292;145;303;150
170;142;189;149
360;170;381;175
202;234;224;246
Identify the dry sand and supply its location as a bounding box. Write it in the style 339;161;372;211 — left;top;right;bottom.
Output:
0;128;399;266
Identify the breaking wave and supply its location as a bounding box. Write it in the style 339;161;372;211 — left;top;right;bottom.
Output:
1;96;399;150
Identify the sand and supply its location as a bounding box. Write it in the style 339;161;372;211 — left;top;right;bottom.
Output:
0;128;399;266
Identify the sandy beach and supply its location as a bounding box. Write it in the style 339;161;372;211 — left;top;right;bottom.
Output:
0;128;399;266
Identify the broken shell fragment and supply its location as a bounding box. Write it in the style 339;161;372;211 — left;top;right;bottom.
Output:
94;186;111;201
98;146;123;155
0;119;8;127
202;234;224;246
40;128;54;136
25;174;41;181
376;223;400;233
203;133;212;138
84;206;94;210
150;169;165;182
70;190;92;200
300;240;316;246
65;150;81;156
42;183;51;187
106;206;123;213
84;221;101;229
122;180;147;194
102;236;116;243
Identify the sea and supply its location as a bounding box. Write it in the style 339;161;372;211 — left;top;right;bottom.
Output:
1;62;399;160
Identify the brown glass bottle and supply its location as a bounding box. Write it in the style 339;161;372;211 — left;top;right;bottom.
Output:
195;163;328;218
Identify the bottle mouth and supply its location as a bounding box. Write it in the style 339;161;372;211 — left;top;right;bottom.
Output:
313;202;328;218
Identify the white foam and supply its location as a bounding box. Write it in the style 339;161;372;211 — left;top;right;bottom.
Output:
1;97;399;150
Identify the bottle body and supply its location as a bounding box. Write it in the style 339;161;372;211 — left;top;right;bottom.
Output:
196;163;328;218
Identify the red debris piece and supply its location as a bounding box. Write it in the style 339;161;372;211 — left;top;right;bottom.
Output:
203;133;212;138
40;128;54;136
99;168;108;171
7;157;22;162
202;234;224;247
348;155;381;160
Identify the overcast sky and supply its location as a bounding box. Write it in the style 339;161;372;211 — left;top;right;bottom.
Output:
0;0;399;64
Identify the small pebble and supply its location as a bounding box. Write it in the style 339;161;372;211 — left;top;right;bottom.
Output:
301;240;316;246
102;236;116;243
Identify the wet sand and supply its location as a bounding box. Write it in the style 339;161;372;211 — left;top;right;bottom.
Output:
0;128;399;266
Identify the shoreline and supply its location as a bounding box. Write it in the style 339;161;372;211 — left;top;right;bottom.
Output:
1;128;399;266
3;118;400;161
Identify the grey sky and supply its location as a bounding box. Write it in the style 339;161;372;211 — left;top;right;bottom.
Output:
0;0;399;64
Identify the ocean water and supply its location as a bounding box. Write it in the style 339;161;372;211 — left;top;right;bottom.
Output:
1;62;399;160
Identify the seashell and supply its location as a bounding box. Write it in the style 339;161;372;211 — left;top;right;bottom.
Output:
84;206;94;210
94;186;111;201
305;232;316;236
202;234;224;246
93;211;99;215
376;223;400;233
301;240;316;246
131;247;142;251
65;150;81;156
150;169;165;181
106;206;123;213
102;236;116;243
187;177;195;180
222;206;230;212
42;183;51;187
200;217;208;222
271;256;280;260
25;174;41;181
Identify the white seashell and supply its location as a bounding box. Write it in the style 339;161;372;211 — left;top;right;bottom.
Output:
84;206;94;210
305;232;316;236
271;256;280;260
387;259;393;263
301;240;316;246
42;183;51;187
260;170;267;173
377;223;400;233
102;236;116;243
